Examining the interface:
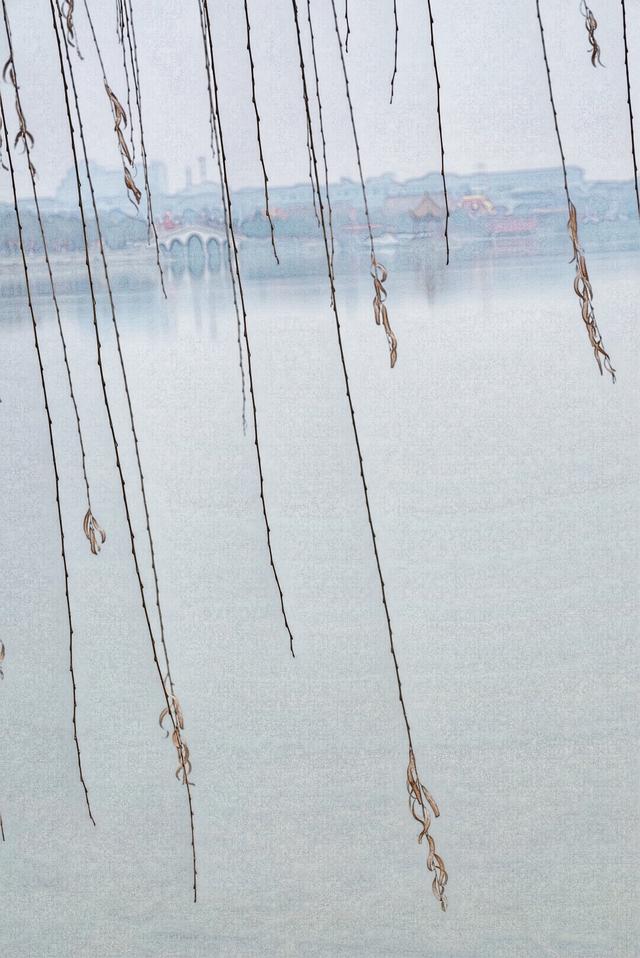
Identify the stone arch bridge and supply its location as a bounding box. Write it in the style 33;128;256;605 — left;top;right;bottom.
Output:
158;226;228;263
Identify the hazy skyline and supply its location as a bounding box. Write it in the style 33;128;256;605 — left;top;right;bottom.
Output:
2;0;639;201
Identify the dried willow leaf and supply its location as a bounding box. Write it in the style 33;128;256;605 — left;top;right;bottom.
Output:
407;748;448;911
2;58;36;176
371;257;397;368
0;639;5;679
580;1;603;67
105;83;141;206
567;202;615;380
83;509;106;555
61;1;83;57
159;692;192;784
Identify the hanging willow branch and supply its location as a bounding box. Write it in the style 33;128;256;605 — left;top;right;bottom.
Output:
83;1;141;208
292;0;447;907
3;7;105;557
200;0;296;658
328;0;398;368
50;0;197;897
305;0;335;276
197;0;247;434
117;0;166;293
344;0;350;52
243;0;279;264
425;0;450;264
0;35;95;826
390;0;399;103
621;0;640;217
535;0;615;380
579;1;603;67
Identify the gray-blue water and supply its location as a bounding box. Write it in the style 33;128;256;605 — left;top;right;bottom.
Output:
0;248;638;956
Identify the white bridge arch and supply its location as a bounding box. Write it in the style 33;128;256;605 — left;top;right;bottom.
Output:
158;226;227;259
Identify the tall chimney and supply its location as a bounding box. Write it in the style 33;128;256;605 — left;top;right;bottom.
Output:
198;156;206;183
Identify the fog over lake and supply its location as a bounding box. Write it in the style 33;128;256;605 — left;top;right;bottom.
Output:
1;247;638;957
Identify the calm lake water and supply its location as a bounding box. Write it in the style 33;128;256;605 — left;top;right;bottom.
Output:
0;246;638;957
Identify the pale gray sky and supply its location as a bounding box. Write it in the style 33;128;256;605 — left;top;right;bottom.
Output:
3;0;640;198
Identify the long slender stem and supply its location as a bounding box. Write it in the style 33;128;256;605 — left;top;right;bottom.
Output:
390;0;398;103
425;0;450;264
197;0;247;434
243;0;279;264
201;0;296;658
3;3;95;522
535;0;615;380
305;0;335;275
290;0;446;906
120;0;166;294
621;0;640;216
0;67;95;826
328;0;397;367
50;0;197;898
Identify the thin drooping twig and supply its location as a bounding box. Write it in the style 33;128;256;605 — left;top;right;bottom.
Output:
50;0;197;898
292;0;447;909
390;0;399;103
2;4;104;557
425;0;450;264
344;0;350;52
197;0;247;434
579;1;603;66
0;67;95;827
0;812;4;842
114;0;136;166
200;0;296;658
535;0;615;380
305;0;335;275
328;0;398;368
243;0;279;264
83;0;141;209
621;0;640;216
119;0;166;294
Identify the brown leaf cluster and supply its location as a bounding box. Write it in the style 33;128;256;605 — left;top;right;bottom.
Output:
371;257;397;368
2;58;35;175
159;691;193;786
105;83;141;206
407;747;448;911
567;202;615;380
82;508;106;555
580;1;603;67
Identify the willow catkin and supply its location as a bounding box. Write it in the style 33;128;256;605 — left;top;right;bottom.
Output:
0;48;95;826
328;0;398;368
50;0;197;897
292;0;447;907
579;1;603;66
200;0;296;658
535;0;615;380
